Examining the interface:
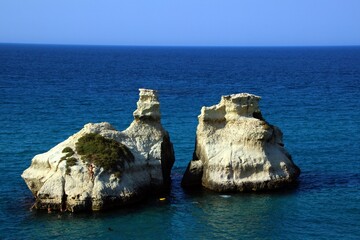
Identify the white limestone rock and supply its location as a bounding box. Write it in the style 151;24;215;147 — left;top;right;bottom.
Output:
133;88;161;121
182;93;300;192
22;89;175;212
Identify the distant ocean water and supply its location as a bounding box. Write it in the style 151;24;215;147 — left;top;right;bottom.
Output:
0;44;359;239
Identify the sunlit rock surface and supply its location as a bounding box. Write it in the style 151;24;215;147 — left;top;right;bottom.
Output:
182;93;300;192
22;89;175;212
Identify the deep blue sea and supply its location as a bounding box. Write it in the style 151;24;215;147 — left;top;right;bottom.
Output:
0;44;359;239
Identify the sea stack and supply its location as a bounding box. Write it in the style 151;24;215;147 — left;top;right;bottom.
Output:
22;89;175;212
181;93;300;192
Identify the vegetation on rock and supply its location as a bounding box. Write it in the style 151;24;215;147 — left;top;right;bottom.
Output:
75;133;134;176
62;147;74;154
61;147;75;160
60;147;77;175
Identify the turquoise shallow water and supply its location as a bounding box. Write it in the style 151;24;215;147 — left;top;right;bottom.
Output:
0;44;359;239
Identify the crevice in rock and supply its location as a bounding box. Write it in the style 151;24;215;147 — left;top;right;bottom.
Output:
160;133;175;188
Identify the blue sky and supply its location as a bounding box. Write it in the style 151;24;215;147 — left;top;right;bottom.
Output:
0;0;359;46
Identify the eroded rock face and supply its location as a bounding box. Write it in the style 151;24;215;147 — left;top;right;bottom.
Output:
22;89;175;212
182;93;300;192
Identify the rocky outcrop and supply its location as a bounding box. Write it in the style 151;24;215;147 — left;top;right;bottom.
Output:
22;89;175;212
182;93;300;192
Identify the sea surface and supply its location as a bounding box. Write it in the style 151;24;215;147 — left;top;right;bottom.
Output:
0;44;359;239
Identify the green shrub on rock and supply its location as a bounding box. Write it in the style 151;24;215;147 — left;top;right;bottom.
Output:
66;157;77;166
60;147;77;175
62;147;74;154
75;133;134;176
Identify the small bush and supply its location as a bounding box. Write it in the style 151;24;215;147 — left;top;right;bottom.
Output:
60;147;77;175
75;133;134;175
62;147;74;154
67;157;77;167
61;147;74;160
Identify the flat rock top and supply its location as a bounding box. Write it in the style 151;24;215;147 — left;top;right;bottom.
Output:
134;88;161;121
199;92;262;122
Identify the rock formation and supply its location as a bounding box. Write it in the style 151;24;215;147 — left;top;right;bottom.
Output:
182;93;300;192
22;89;175;212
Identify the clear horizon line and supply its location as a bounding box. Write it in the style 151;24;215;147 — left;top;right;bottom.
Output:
1;42;360;48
